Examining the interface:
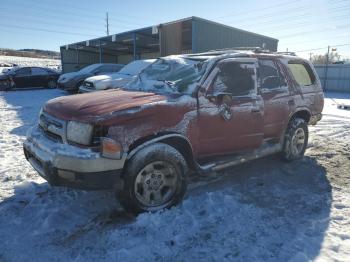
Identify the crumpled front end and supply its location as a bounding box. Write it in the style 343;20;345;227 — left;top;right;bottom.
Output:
23;115;126;190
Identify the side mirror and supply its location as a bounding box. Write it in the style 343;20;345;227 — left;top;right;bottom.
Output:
206;92;233;104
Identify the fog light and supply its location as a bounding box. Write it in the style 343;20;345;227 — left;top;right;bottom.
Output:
102;138;123;159
58;170;75;181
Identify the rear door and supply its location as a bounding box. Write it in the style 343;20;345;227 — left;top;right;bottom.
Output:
31;67;49;87
13;68;31;88
258;58;291;139
197;58;264;157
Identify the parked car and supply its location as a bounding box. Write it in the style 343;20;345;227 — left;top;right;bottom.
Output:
24;50;324;214
79;59;155;93
57;63;124;92
0;66;59;90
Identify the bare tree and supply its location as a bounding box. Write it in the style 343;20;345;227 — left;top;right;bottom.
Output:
311;52;341;64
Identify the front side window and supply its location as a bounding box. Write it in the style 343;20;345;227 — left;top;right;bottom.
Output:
16;68;31;76
258;59;283;89
288;63;315;86
212;61;256;96
98;65;122;73
79;64;101;74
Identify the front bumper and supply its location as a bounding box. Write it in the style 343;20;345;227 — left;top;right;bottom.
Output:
23;126;126;190
309;113;322;125
79;86;96;93
57;81;77;91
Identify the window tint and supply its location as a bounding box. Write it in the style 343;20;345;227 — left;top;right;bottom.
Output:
212;61;255;96
31;67;48;75
99;64;122;73
16;68;31;76
288;63;314;86
259;59;282;89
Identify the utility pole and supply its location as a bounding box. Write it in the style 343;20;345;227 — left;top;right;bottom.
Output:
323;46;330;91
106;12;109;36
309;52;313;61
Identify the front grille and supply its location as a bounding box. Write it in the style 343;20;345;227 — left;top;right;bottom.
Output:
39;112;67;143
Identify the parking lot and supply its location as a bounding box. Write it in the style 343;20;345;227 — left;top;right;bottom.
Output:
0;88;349;261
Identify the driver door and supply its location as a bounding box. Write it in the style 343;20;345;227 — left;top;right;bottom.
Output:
197;58;264;157
13;67;31;88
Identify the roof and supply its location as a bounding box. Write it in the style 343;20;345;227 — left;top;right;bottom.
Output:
61;16;278;49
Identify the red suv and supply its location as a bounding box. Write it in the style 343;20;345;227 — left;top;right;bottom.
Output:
24;49;324;213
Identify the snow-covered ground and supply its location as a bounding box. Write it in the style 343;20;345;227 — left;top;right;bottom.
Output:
0;89;349;261
0;55;61;72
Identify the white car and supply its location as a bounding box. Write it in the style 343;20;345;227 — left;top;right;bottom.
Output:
79;59;155;93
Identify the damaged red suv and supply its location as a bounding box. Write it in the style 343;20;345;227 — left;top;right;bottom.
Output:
24;50;324;213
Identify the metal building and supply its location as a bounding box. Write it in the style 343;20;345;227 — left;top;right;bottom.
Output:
60;16;278;73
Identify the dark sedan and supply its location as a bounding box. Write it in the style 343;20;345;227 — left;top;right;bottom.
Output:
0;67;60;90
57;63;124;93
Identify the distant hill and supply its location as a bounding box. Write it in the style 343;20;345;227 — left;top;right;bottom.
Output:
0;48;60;59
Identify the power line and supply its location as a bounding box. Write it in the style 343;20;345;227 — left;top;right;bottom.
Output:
290;43;350;53
0;23;99;38
0;11;105;33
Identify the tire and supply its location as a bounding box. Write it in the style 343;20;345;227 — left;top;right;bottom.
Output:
117;142;188;214
47;79;57;89
0;80;11;91
281;117;309;161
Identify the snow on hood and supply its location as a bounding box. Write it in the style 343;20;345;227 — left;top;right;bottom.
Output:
43;89;167;122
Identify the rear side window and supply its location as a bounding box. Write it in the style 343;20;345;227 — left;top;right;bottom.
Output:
31;68;48;75
288;63;315;86
258;59;283;89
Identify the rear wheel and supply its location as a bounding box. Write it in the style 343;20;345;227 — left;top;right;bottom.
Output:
281;117;308;161
0;80;11;91
116;143;188;214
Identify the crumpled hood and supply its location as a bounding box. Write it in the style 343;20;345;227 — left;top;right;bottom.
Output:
43;89;167;122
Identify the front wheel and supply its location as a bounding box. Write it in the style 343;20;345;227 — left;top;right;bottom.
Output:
47;79;57;89
281;117;309;161
116;143;188;214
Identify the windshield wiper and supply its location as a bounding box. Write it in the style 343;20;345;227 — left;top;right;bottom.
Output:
156;79;177;91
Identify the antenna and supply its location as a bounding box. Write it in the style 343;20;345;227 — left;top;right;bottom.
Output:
106;12;109;36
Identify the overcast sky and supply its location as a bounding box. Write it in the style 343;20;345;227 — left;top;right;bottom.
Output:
0;0;349;59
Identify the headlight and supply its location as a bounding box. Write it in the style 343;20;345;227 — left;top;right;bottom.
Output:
67;121;93;145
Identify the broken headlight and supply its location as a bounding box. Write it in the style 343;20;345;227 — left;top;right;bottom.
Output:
67;121;93;145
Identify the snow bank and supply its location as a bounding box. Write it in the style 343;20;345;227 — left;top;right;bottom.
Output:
0;89;350;261
0;55;61;70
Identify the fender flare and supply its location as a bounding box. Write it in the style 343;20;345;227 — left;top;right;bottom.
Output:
127;133;195;161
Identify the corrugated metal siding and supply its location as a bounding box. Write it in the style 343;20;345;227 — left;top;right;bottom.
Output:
160;23;182;56
192;18;278;53
314;64;350;92
61;48;120;73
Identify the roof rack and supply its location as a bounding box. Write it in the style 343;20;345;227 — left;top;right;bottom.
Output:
275;51;297;56
204;47;272;53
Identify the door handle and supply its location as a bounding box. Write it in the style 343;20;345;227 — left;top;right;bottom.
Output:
288;99;295;106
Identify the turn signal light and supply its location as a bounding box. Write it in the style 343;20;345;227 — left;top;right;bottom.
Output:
102;138;123;159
